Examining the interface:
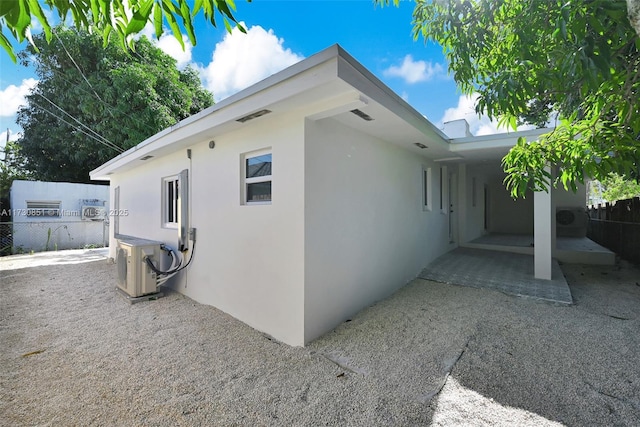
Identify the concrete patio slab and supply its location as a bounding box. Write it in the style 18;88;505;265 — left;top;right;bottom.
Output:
419;247;572;304
464;233;615;265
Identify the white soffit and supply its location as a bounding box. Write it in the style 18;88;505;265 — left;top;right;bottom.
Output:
92;44;539;179
447;127;553;163
90;51;344;180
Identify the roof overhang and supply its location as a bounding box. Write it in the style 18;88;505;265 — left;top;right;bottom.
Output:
89;43;553;181
90;45;455;181
445;127;553;164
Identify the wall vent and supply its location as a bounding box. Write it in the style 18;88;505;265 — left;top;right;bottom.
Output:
236;109;272;123
350;109;374;121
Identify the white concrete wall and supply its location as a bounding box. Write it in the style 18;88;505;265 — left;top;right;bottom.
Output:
10;180;109;222
554;182;587;207
111;113;306;346
9;180;109;251
303;118;453;344
488;175;535;235
478;170;586;236
462;164;493;242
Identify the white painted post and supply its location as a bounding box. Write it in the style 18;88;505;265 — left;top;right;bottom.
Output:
534;166;553;280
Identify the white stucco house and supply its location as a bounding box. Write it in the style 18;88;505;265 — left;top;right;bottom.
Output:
90;45;595;346
7;180;109;252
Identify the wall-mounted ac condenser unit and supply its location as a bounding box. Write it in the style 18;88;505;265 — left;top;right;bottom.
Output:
116;237;162;298
82;205;106;221
556;207;588;237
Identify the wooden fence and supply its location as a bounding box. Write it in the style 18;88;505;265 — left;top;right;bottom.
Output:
587;197;640;265
587;197;640;222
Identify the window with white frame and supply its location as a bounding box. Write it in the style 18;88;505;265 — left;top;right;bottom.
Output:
422;166;432;211
162;175;179;227
243;150;272;204
26;201;61;217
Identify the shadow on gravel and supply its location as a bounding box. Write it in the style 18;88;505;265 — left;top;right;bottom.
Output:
444;262;640;427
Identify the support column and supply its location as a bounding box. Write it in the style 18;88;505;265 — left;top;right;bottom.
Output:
534;167;553;280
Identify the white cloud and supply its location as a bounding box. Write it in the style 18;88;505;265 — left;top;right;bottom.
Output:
0;129;20;144
139;24;193;68
0;78;38;117
199;24;304;101
155;34;192;68
440;93;535;136
0;130;21;159
383;55;444;84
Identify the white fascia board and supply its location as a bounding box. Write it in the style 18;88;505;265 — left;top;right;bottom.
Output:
449;127;553;153
90;45;344;180
334;47;451;148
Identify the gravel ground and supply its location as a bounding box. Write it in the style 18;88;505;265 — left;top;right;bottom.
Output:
1;251;639;426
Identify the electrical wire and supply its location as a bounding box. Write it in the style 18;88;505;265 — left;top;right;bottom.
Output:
36;93;123;153
40;60;158;133
23;30;202;155
145;240;196;276
19;31;166;155
156;246;182;286
54;31;105;104
31;102;123;152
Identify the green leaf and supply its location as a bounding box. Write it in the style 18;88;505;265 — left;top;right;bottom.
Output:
27;0;51;42
0;30;17;62
102;24;112;47
5;0;31;41
161;2;185;50
89;0;100;26
125;0;155;35
0;0;16;17
153;1;163;39
178;0;196;45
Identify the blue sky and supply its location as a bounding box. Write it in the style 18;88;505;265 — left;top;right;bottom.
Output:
0;0;506;148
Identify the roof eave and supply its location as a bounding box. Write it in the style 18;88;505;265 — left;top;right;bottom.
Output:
90;45;345;180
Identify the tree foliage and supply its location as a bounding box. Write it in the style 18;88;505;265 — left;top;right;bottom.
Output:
0;0;246;62
383;0;640;197
601;173;640;202
16;26;213;183
0;140;31;200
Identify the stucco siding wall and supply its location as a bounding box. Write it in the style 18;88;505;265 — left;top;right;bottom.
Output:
186;114;306;346
10;180;109;222
111;114;305;346
303;117;452;344
459;164;584;241
9;180;109;251
485;171;586;236
110;154;188;246
488;175;535;235
463;165;492;242
554;183;587;207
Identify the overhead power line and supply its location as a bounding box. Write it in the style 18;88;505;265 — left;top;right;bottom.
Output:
32;102;124;153
36;93;123;153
